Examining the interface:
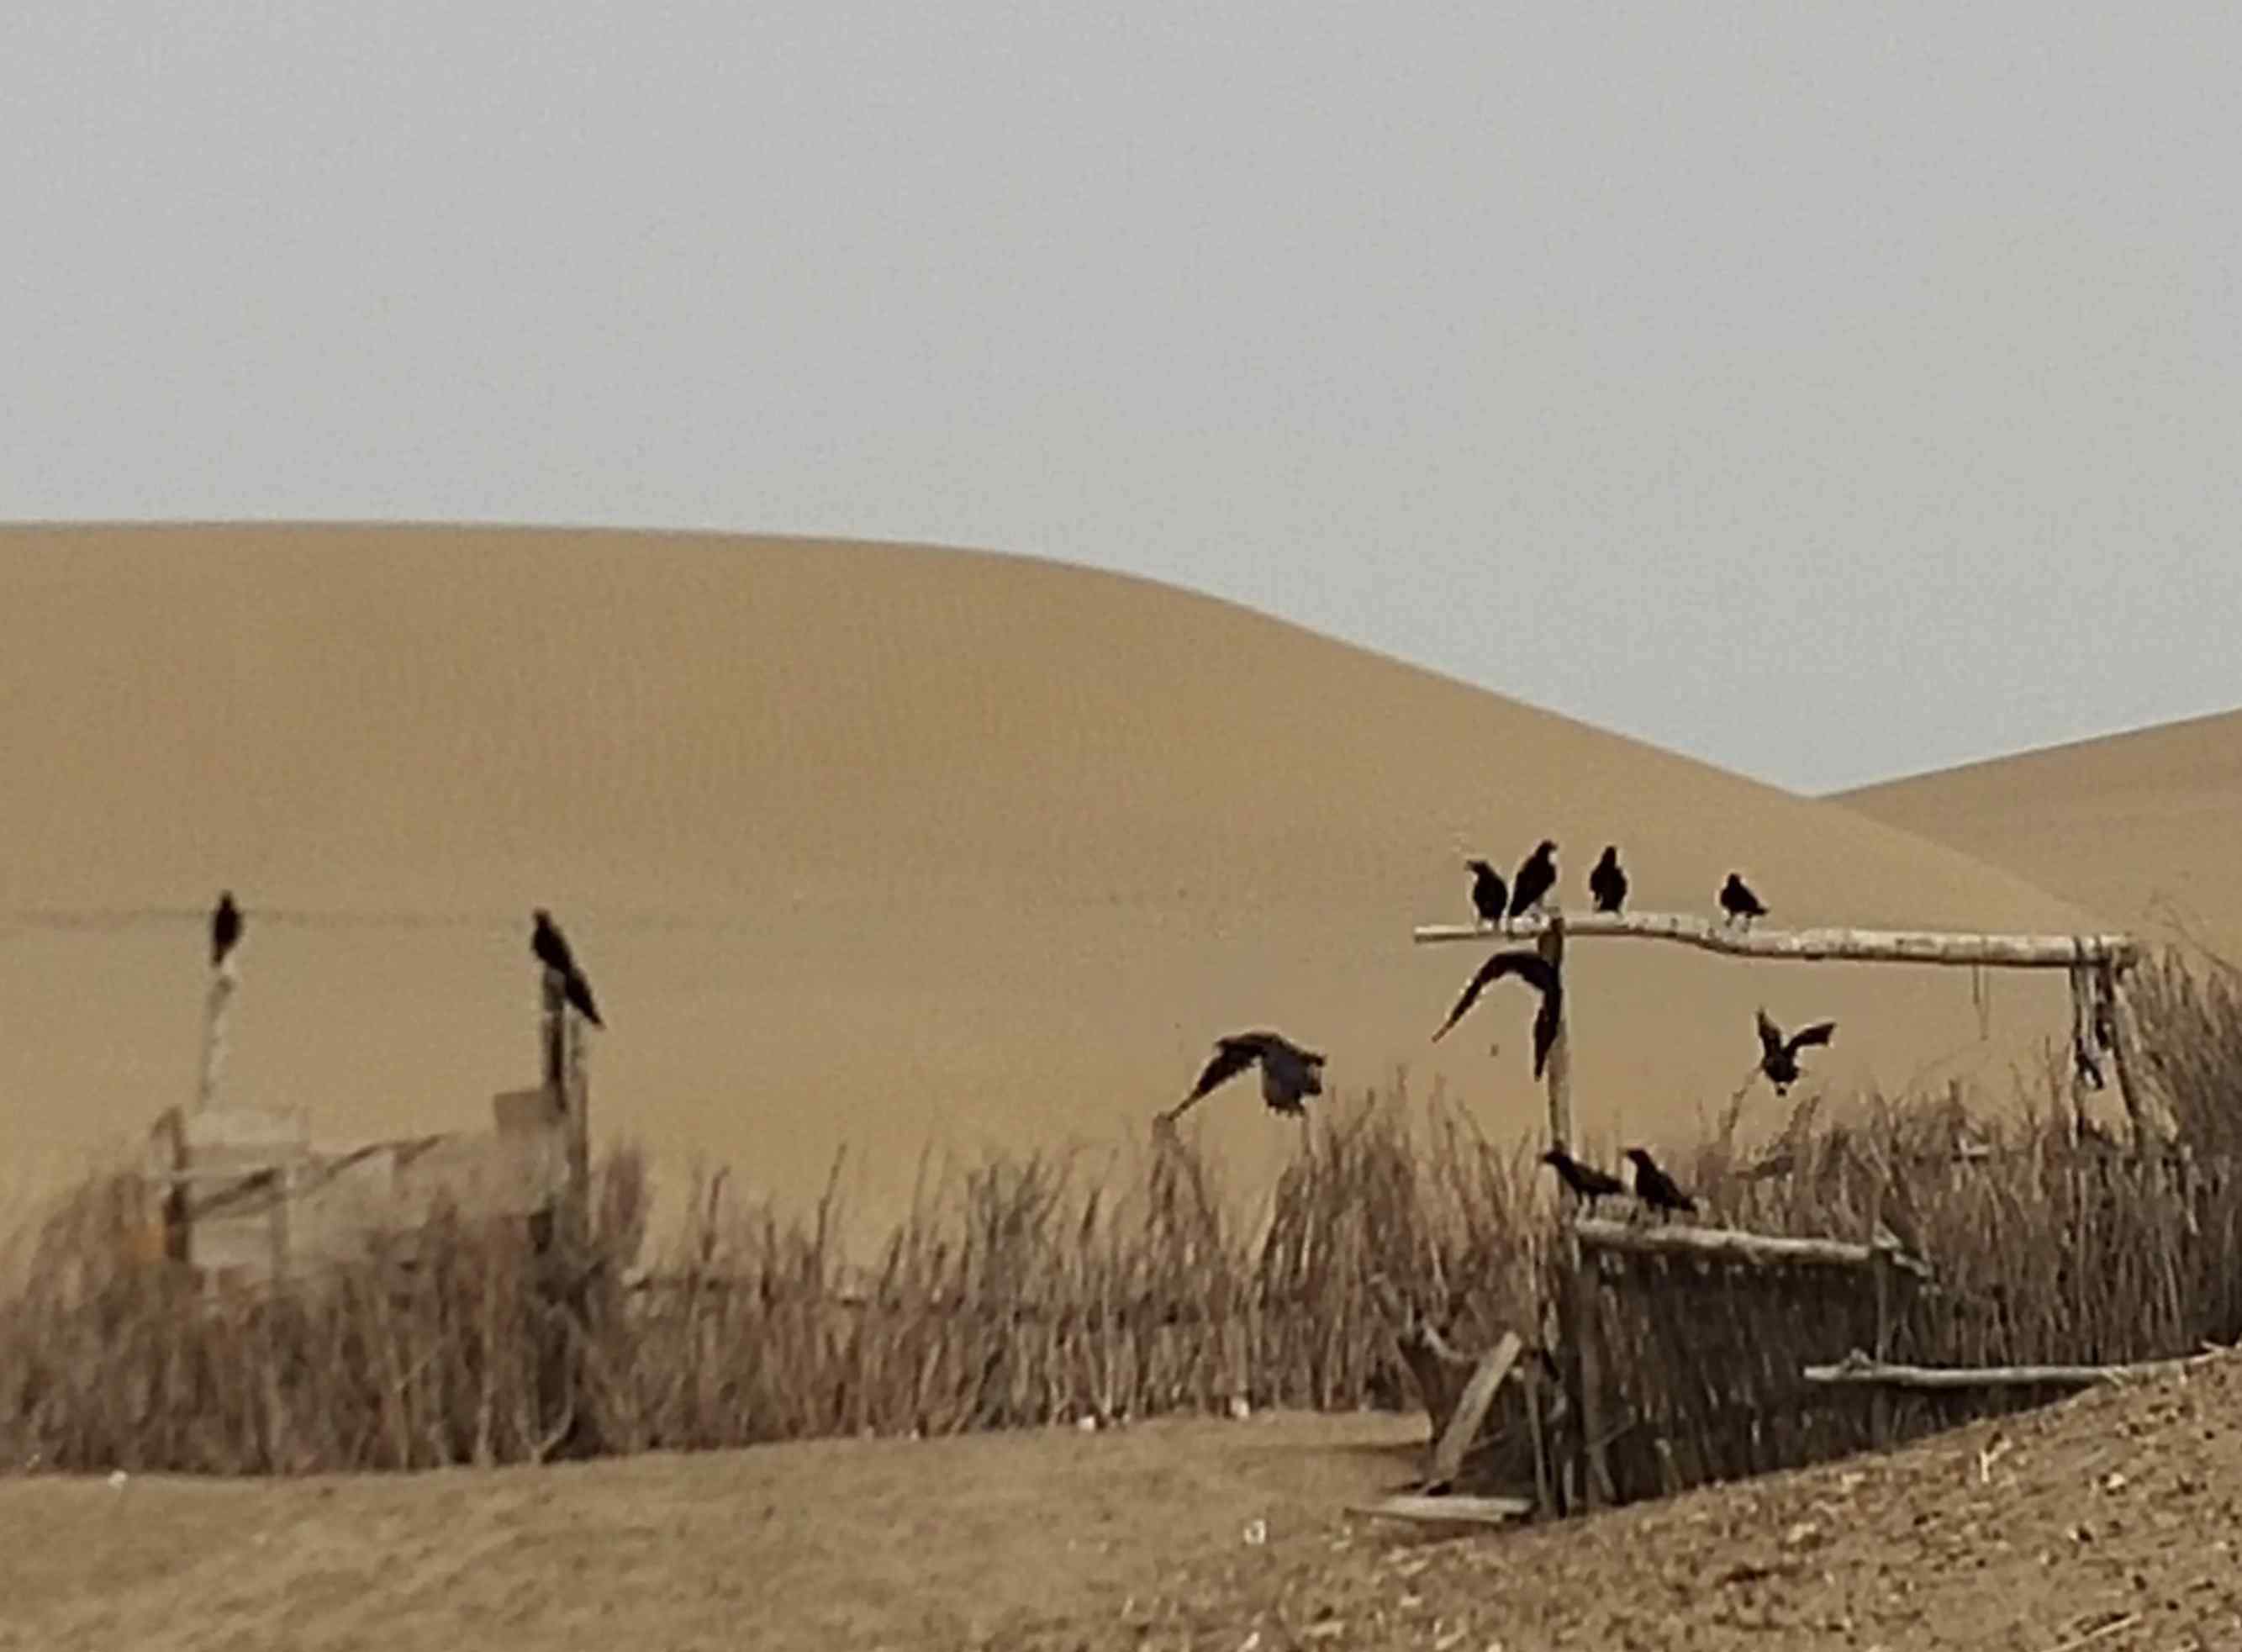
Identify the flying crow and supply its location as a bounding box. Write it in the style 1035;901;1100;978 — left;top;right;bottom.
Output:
1755;1008;1836;1095
1719;873;1767;927
1168;1031;1327;1122
1541;1148;1627;1211
209;890;242;971
1623;1148;1696;1217
1588;846;1627;914
531;908;605;1028
1507;840;1559;920
1465;859;1508;926
1431;947;1564;1078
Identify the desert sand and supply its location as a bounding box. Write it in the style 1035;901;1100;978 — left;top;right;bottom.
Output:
3;1355;2232;1649
0;524;2122;1244
1842;708;2242;964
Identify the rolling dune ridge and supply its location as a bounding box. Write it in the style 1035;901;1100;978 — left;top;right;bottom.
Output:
2;525;2111;1240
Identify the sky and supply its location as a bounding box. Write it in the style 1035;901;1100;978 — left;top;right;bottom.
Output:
5;3;2239;794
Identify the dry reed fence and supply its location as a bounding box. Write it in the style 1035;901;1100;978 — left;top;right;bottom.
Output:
1;951;2237;1486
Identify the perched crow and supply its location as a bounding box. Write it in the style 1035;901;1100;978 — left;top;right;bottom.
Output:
1588;846;1628;914
209;890;243;971
1541;1148;1627;1211
1464;859;1509;926
1719;872;1767;927
531;908;605;1028
1507;840;1559;920
1431;947;1564;1078
1168;1031;1327;1122
1755;1008;1837;1095
1624;1148;1696;1217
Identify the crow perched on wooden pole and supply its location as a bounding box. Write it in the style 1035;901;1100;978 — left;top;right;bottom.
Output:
1588;847;1627;914
1624;1148;1696;1218
1541;1148;1627;1211
1755;1008;1837;1095
1164;1031;1327;1124
1719;873;1767;928
209;890;243;971
1464;859;1508;926
531;908;604;1028
1507;840;1559;920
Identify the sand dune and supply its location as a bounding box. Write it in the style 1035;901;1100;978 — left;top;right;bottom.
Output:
0;525;2111;1241
1839;708;2242;963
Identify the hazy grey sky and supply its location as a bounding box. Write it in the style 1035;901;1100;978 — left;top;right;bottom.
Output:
7;4;2239;793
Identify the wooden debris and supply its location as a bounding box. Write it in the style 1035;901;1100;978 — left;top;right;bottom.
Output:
1348;1494;1534;1528
1411;910;2139;970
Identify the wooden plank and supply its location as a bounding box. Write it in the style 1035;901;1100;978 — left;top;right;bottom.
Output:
1349;1494;1535;1527
1423;1331;1522;1490
1805;1348;2229;1391
1577;1217;1933;1279
1411;910;2138;969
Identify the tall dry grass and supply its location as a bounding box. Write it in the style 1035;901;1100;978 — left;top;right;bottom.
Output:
1;949;2237;1494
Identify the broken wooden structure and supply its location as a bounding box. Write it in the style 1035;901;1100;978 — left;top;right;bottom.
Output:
1375;903;2164;1523
135;923;595;1289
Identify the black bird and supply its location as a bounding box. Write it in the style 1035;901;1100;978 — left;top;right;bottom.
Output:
209;890;242;970
1464;859;1509;926
1624;1147;1696;1217
1541;1148;1627;1211
1755;1008;1836;1095
531;908;605;1028
1719;872;1767;927
1507;840;1559;920
1588;846;1627;914
1169;1031;1327;1121
1431;947;1564;1078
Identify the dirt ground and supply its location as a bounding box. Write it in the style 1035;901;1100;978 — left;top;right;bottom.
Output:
2;1359;2239;1651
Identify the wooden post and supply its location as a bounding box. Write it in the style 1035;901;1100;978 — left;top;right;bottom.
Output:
1870;1248;1894;1449
1522;1361;1555;1519
195;956;238;1113
1539;910;1606;1512
2098;961;2179;1148
541;969;590;1250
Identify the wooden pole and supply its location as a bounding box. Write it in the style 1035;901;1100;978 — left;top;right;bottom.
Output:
1413;911;2139;970
1574;1218;1933;1278
2098;961;2179;1146
1538;912;1606;1512
195;956;239;1114
1805;1347;2229;1391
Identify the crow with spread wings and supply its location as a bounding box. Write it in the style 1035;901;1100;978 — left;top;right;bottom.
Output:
1756;1007;1836;1095
1163;1031;1327;1125
1431;947;1564;1079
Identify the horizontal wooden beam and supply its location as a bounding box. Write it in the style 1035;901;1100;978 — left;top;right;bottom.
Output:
1348;1493;1535;1527
1577;1217;1933;1279
1803;1346;2230;1391
1411;910;2139;969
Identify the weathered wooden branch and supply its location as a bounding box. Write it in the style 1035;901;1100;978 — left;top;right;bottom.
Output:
1804;1346;2230;1391
1577;1217;1933;1280
1349;1493;1536;1527
1412;910;2139;970
1424;1332;1522;1491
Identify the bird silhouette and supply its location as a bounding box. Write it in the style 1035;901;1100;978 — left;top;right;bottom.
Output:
1507;840;1559;920
1541;1148;1627;1211
531;908;604;1028
1720;873;1767;927
1464;859;1509;926
209;890;242;971
1588;847;1627;914
1624;1148;1696;1217
1755;1008;1836;1095
1431;947;1564;1078
1168;1031;1327;1122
